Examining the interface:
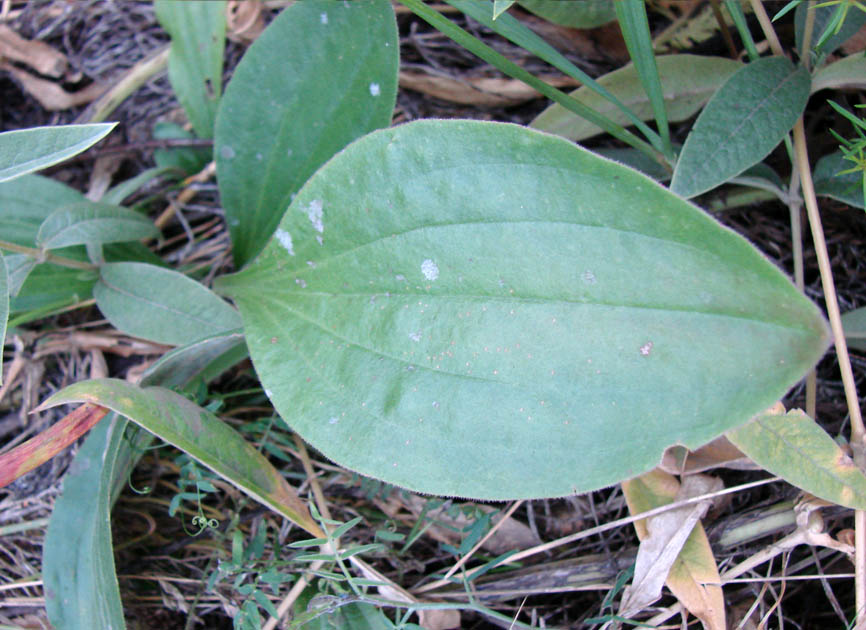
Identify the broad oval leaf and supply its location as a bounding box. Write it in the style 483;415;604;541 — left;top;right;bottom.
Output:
518;0;615;28
36;201;159;250
154;0;225;138
38;379;322;537
215;0;398;266
671;57;810;199
216;120;828;500
94;262;241;346
0;123;115;183
530;55;741;143
727;409;866;510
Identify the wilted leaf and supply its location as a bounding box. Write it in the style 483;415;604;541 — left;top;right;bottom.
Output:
727;408;866;510
37;379;322;536
216;119;828;500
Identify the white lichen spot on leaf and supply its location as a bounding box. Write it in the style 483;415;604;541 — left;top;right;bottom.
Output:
369;82;380;96
320;12;328;24
275;229;295;255
305;199;324;233
409;331;422;342
421;259;439;281
639;341;654;356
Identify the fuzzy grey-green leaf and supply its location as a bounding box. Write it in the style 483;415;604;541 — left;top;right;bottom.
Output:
36;201;159;250
671;57;810;199
217;120;828;500
0;123;115;183
94;262;241;346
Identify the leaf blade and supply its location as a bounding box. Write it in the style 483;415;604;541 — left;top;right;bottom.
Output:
215;0;398;266
671;57;811;199
0;123;115;183
36;201;159;250
217;119;828;500
727;409;866;510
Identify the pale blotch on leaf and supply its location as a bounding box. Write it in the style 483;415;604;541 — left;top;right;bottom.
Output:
639;341;654;356
421;259;439;281
295;278;307;289
219;145;235;160
582;270;597;285
369;82;381;97
305;199;324;233
275;229;295;256
320;12;328;24
409;331;422;342
329;417;338;424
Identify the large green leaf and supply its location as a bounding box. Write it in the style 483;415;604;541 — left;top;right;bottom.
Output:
215;0;398;266
43;415;128;630
93;262;241;346
154;0;225;138
36;201;159;250
39;379;321;535
518;0;615;28
671;57;810;199
0;174;86;246
0;123;115;183
530;55;741;143
727;409;866;510
216;120;829;500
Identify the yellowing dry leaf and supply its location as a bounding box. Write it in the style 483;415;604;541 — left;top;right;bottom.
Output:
226;0;265;44
2;63;105;111
622;470;725;630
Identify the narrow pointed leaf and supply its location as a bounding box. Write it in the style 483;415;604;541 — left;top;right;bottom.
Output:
0;123;115;183
43;415;127;630
531;55;741;143
36;201;159;250
143;331;247;388
671;57;811;199
216;120;828;500
492;0;515;19
518;0;615;28
727;409;866;510
93;262;241;346
154;0;226;138
215;0;398;266
38;378;323;536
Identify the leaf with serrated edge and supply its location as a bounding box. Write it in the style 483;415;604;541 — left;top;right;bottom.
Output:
37;378;322;536
671;57;810;199
727;409;866;510
215;0;398;266
0;123;115;183
216;119;828;500
623;471;725;630
531;55;741;143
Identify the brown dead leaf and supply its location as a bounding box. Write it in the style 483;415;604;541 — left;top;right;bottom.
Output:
399;68;579;107
419;609;461;630
622;471;725;630
226;0;266;44
841;22;866;55
661;436;758;475
0;24;67;77
1;62;105;110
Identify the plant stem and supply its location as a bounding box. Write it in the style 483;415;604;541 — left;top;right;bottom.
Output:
0;240;96;271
